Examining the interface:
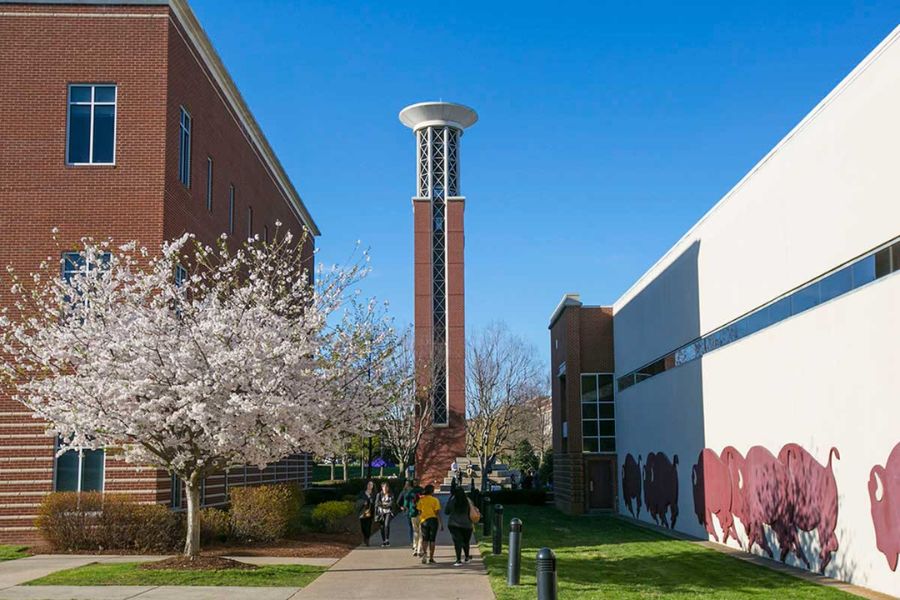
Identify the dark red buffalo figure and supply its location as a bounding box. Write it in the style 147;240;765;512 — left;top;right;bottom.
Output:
644;452;679;529
869;442;900;572
741;445;797;561
778;443;840;573
622;453;642;518
692;448;738;544
721;445;746;532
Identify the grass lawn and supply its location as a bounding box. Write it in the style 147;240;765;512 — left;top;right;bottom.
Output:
25;563;326;587
478;505;853;600
0;545;29;561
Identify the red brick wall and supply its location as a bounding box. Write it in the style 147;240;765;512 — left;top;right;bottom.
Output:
0;4;314;542
549;305;614;514
414;198;467;488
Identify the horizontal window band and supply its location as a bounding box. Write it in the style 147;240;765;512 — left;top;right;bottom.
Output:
617;235;900;393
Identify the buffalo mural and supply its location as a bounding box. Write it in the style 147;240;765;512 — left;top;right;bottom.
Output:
691;448;739;544
622;453;642;518
642;451;679;528
691;443;840;574
869;442;900;571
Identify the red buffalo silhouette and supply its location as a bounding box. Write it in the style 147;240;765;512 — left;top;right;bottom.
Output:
739;445;798;561
869;442;900;571
643;452;679;528
778;443;840;572
692;448;738;544
622;453;642;518
721;446;747;534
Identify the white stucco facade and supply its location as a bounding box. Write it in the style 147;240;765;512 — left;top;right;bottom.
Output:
612;26;900;596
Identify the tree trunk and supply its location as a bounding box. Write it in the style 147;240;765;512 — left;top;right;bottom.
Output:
330;460;335;481
183;473;202;557
341;455;348;481
398;458;406;481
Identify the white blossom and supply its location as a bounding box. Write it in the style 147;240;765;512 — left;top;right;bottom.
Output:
0;228;394;556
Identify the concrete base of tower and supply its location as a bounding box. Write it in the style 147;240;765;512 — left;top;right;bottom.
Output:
414;425;466;489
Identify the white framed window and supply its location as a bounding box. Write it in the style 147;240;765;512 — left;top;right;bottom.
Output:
170;474;182;509
178;107;192;187
229;185;235;234
206;157;213;211
67;84;116;165
54;437;104;492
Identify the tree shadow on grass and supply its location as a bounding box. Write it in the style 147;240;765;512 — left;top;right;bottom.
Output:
552;548;852;599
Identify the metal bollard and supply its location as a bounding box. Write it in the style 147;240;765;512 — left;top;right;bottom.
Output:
492;504;504;555
536;547;558;600
482;495;492;536
507;518;522;586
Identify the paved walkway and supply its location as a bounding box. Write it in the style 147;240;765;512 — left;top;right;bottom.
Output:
295;497;494;599
0;494;495;600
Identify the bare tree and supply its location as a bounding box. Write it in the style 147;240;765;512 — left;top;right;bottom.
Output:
466;323;542;492
378;329;432;478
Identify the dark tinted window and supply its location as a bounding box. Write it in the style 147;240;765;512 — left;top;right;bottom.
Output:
875;247;892;278
791;284;819;314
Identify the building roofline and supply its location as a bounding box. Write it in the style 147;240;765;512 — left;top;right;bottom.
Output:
548;293;582;329
612;24;900;311
1;0;320;236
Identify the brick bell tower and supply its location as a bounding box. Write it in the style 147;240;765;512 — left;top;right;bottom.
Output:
399;102;477;488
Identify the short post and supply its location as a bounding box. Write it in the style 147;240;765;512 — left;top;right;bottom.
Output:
536;547;558;600
482;495;492;536
492;504;504;555
507;518;522;586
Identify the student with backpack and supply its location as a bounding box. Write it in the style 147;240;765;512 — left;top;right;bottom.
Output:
399;480;423;555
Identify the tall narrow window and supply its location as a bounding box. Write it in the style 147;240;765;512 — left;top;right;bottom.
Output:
247;206;253;239
54;437;104;492
228;185;235;234
178;107;192;187
264;225;269;244
206;157;213;211
67;84;116;165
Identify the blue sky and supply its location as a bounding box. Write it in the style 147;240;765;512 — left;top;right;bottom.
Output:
191;0;898;364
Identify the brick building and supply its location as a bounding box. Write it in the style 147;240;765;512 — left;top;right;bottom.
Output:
0;0;318;542
548;295;615;514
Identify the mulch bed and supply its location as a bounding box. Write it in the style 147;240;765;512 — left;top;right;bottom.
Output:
206;532;358;558
139;556;257;571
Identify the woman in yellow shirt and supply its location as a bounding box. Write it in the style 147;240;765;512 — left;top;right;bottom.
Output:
416;484;443;564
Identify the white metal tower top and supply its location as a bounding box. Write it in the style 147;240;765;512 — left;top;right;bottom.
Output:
399;101;478;132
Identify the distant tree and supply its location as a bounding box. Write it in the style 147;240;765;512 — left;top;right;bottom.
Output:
465;323;542;492
0;227;394;557
510;439;539;473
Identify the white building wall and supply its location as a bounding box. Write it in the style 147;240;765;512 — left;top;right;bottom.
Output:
612;26;900;597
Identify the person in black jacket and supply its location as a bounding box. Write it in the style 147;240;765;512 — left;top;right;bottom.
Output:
444;486;474;566
375;481;396;547
357;480;376;546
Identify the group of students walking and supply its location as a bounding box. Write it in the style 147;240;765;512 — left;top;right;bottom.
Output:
357;479;480;566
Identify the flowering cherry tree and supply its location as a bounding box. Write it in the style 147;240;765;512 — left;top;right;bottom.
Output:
0;227;394;556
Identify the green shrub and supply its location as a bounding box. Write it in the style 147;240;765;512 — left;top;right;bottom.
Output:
36;492;103;551
36;492;182;552
304;487;340;505
310;500;356;533
229;484;304;542
199;507;231;544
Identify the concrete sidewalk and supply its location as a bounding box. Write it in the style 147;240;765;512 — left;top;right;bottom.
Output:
294;494;495;600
